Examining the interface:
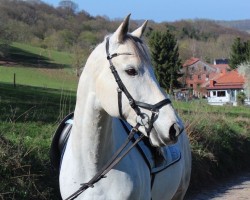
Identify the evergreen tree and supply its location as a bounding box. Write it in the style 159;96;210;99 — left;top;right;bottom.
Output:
148;30;181;94
229;37;250;69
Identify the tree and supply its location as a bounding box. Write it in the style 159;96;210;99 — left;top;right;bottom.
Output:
71;44;87;77
238;62;250;101
59;0;78;14
148;30;182;94
229;37;250;69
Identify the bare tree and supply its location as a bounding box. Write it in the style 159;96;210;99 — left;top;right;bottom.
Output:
59;0;78;13
238;62;250;100
71;44;87;77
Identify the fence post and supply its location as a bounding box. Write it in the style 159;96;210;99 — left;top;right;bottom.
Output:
14;73;16;88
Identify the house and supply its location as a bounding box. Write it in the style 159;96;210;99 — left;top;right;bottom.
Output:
206;70;250;106
180;57;229;98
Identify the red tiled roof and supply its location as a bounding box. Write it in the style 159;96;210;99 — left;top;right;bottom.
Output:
207;70;245;89
183;57;199;67
216;70;244;84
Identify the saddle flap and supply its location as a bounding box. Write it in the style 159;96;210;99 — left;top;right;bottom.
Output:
50;113;74;172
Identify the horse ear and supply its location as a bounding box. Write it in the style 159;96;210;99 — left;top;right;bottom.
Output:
131;20;148;38
113;14;131;43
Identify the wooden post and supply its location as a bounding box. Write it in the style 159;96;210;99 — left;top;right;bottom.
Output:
14;73;16;88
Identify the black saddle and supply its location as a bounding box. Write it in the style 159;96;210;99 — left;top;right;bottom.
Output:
50;113;74;172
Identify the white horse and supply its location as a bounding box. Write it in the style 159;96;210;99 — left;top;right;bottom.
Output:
59;14;191;200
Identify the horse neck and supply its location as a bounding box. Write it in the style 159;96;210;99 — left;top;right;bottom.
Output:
70;70;115;177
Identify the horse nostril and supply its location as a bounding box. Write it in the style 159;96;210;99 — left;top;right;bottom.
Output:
169;123;180;141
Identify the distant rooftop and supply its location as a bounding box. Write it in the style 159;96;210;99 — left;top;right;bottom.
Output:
182;57;199;67
207;70;245;89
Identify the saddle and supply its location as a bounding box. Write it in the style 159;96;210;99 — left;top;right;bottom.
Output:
50;113;181;174
50;113;74;172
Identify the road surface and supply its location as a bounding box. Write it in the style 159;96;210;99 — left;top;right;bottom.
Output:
185;172;250;200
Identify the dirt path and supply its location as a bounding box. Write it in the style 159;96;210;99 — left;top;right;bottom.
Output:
185;172;250;200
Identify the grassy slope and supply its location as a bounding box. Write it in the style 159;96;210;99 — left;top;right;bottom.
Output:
12;42;73;66
0;43;78;199
0;66;78;90
0;83;76;199
0;42;78;90
174;100;250;192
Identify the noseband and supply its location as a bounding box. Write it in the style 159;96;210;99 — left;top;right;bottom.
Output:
105;37;171;134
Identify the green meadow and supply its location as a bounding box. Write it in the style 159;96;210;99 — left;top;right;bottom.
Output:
0;42;78;90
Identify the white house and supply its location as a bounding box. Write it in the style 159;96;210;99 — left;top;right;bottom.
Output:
207;70;250;106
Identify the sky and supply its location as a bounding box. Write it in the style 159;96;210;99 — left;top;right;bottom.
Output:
43;0;250;22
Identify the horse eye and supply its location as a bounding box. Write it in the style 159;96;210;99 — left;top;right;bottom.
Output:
125;68;138;76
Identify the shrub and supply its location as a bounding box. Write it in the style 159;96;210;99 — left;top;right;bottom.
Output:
237;91;246;105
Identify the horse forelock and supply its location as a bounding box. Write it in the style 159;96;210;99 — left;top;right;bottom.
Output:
105;34;151;65
127;35;151;63
124;35;151;64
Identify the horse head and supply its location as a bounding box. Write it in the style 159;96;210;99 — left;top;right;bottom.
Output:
86;14;184;147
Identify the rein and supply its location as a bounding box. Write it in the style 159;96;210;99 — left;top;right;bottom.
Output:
65;37;172;200
65;123;144;200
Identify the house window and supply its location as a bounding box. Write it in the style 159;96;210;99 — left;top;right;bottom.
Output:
206;74;209;78
213;91;216;96
198;75;201;80
217;91;226;97
189;75;193;80
190;84;193;87
204;66;207;71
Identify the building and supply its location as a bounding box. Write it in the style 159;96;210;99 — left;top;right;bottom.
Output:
207;70;250;106
180;57;229;98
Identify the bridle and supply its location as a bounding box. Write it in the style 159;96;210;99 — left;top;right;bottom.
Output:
105;36;171;135
64;36;172;200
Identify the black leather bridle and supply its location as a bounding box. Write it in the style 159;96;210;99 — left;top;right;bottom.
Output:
105;36;171;135
64;36;172;200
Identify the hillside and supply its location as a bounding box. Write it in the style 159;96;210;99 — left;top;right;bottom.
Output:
0;42;78;90
216;19;250;33
0;0;250;64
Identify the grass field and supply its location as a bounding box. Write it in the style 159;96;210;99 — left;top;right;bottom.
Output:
11;42;73;67
0;42;78;90
0;66;78;90
0;83;75;199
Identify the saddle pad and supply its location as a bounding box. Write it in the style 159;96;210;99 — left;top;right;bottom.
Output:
120;120;181;174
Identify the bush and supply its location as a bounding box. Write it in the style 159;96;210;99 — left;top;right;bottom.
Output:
177;101;250;191
237;91;246;105
0;123;60;199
